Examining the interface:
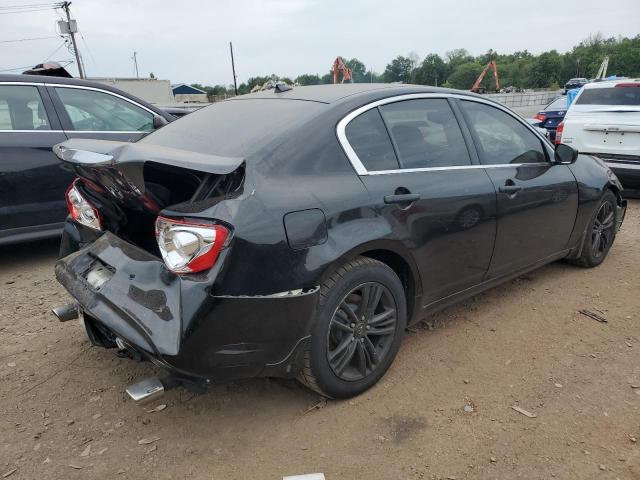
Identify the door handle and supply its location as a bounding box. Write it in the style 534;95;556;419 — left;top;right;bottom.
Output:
384;193;421;204
499;185;522;194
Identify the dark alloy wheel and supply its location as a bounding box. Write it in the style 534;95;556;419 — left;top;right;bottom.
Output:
568;190;618;268
326;282;397;381
297;257;406;398
590;200;615;260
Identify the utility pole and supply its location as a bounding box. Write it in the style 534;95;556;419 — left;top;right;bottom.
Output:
229;42;238;96
61;2;84;78
133;51;139;79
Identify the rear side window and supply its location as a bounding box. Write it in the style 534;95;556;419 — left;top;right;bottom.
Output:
0;85;50;130
345;108;399;171
576;86;640;106
546;97;567;110
379;99;471;168
55;87;154;132
461;100;546;165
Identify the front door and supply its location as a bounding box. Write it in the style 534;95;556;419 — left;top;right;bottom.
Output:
0;84;69;237
342;97;497;305
458;99;578;279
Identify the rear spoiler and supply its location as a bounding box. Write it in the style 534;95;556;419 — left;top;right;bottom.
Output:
53;139;244;175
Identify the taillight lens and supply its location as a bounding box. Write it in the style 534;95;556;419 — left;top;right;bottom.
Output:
66;179;103;231
155;216;230;274
534;113;546;122
555;121;564;145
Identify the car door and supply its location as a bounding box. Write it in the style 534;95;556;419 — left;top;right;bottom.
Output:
457;98;578;279
340;96;497;305
47;85;156;142
0;83;70;238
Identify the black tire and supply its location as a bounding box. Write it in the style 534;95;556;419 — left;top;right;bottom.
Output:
298;257;406;398
569;190;617;268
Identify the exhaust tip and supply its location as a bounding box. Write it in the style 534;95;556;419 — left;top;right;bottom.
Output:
126;377;165;404
52;303;79;322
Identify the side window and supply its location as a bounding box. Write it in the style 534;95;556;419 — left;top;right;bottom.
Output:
345;108;399;171
379;99;471;168
461;100;547;165
55;87;154;132
0;85;50;130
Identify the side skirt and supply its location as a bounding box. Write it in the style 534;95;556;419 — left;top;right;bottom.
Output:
417;249;571;322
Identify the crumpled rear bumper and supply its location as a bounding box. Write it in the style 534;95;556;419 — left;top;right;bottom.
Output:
616;199;627;232
55;231;319;382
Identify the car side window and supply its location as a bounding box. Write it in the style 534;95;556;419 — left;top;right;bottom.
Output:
55;87;154;132
0;85;50;130
461;100;547;165
345;108;399;171
379;99;471;168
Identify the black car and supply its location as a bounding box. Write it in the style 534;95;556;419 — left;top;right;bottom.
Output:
564;77;588;94
534;96;568;142
52;84;626;401
0;74;174;246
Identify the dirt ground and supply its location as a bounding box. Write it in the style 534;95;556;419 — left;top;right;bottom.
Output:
1;201;639;480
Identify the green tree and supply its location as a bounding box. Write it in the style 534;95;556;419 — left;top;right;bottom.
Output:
345;57;367;82
383;55;414;83
295;74;321;85
415;53;447;86
446;62;483;89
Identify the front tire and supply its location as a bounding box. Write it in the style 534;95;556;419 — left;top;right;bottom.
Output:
298;257;406;398
570;190;617;268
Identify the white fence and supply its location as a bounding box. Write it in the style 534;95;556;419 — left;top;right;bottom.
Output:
485;90;561;108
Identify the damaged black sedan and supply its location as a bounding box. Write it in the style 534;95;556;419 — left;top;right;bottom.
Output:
52;84;626;401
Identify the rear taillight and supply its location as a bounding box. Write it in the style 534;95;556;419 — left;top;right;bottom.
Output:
534;113;546;122
155;216;230;274
555;121;564;145
615;83;640;88
66;179;103;231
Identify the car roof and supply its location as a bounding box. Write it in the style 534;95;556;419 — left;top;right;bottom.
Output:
582;78;640;89
230;83;475;105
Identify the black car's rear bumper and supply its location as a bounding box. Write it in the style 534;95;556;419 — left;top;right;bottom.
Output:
606;160;640;198
55;230;319;384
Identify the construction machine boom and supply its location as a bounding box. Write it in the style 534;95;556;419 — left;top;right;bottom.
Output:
332;57;353;84
471;60;500;93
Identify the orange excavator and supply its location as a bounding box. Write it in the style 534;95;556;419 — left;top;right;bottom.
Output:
470;60;500;93
332;57;353;84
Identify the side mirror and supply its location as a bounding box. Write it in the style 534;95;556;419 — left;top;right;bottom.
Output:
152;115;169;129
554;143;578;165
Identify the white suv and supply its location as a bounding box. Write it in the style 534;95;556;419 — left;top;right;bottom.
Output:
558;79;640;196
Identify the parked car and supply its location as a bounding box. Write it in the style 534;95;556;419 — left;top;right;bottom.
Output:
557;79;640;197
534;96;568;142
564;78;588;94
52;84;626;401
0;74;175;246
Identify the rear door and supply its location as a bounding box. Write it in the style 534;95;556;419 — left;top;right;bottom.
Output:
47;85;157;142
340;96;497;305
0;83;70;237
562;84;640;157
458;99;578;279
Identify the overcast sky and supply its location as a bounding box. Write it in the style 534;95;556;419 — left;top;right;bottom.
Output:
1;0;638;85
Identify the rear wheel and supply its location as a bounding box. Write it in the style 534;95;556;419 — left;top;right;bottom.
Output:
570;190;617;268
298;257;406;398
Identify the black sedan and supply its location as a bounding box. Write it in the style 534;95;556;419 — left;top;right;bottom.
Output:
534;96;568;143
0;74;174;246
52;84;626;400
564;77;588;94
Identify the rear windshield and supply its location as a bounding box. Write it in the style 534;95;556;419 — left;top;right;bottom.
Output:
140;98;325;157
546;97;567;110
576;86;640;106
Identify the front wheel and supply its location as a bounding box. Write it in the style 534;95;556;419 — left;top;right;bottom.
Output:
569;190;618;268
298;257;406;398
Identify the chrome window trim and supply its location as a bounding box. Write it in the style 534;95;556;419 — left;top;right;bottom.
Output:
336;92;552;175
0;130;144;134
0;81;157;116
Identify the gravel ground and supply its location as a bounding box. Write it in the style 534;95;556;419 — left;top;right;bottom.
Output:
1;201;639;480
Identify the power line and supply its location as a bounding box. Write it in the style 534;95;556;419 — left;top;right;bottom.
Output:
0;35;59;44
0;7;60;15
